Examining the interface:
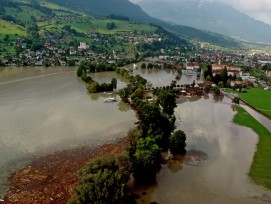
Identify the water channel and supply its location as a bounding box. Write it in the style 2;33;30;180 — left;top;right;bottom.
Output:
0;67;271;203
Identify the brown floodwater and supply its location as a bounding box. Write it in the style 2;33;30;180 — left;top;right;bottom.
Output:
1;67;271;203
124;62;203;87
0;67;136;197
135;95;271;204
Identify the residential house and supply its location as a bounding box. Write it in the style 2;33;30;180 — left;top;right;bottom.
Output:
212;64;241;77
186;62;200;71
78;42;89;50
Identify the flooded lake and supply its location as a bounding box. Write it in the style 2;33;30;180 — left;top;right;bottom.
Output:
0;67;271;203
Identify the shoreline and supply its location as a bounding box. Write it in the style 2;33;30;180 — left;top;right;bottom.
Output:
233;107;271;190
4;139;128;204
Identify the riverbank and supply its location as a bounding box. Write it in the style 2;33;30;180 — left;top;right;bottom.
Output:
233;107;271;189
4;140;128;204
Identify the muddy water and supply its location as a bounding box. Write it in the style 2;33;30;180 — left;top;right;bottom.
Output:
136;96;271;204
124;65;203;87
1;67;271;203
0;67;136;197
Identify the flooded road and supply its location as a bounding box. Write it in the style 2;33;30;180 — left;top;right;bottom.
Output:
136;95;271;204
0;67;136;197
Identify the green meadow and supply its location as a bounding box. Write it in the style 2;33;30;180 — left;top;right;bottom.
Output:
233;107;271;189
238;88;271;119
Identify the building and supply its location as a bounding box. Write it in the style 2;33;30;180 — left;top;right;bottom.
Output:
78;42;89;50
186;62;200;71
212;64;241;77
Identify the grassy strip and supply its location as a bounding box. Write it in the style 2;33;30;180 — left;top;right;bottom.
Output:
225;88;271;119
233;107;271;189
238;88;271;119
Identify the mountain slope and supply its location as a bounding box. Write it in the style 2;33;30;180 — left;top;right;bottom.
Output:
137;0;271;44
47;0;152;22
46;0;242;48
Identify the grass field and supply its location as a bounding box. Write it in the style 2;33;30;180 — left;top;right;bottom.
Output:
0;19;26;56
5;6;44;22
238;88;271;119
0;20;27;36
38;16;156;35
233;107;271;189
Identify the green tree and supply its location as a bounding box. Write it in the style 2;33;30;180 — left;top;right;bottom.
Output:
68;169;126;204
3;35;9;42
133;137;161;185
111;78;117;89
87;82;100;93
68;154;131;204
204;64;213;80
141;63;146;69
157;90;177;116
206;75;212;81
131;87;144;101
106;22;116;30
68;59;76;66
169;130;186;155
218;81;224;88
220;67;228;84
119;87;131;102
147;63;153;69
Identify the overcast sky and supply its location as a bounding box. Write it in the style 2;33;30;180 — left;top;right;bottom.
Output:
215;0;271;25
131;0;271;25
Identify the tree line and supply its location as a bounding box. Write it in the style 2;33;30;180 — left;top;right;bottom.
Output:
70;67;187;203
77;60;117;93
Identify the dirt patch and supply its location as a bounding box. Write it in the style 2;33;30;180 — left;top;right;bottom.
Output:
4;140;128;204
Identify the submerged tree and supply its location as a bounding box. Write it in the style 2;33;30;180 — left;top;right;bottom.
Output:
169;130;186;155
133;137;161;185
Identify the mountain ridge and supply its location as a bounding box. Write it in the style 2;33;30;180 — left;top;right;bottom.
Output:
46;0;242;48
136;0;271;44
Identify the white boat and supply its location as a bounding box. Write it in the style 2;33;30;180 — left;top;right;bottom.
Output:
104;97;117;102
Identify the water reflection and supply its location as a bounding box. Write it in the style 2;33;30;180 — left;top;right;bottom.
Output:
118;102;132;112
140;96;271;204
0;67;136;197
167;159;183;173
130;68;203;88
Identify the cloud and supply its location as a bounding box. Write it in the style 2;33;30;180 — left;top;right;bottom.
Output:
131;0;271;25
206;0;271;24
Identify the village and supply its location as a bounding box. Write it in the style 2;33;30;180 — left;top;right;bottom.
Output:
0;24;270;93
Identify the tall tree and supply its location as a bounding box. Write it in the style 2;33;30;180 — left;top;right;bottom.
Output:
157;90;177;116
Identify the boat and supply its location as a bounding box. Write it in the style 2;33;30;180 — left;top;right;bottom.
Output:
104;97;117;102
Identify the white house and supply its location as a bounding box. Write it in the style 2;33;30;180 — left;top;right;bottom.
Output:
78;42;89;50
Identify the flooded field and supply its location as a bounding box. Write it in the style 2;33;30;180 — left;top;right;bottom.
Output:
0;67;135;197
135;96;271;204
1;67;271;203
